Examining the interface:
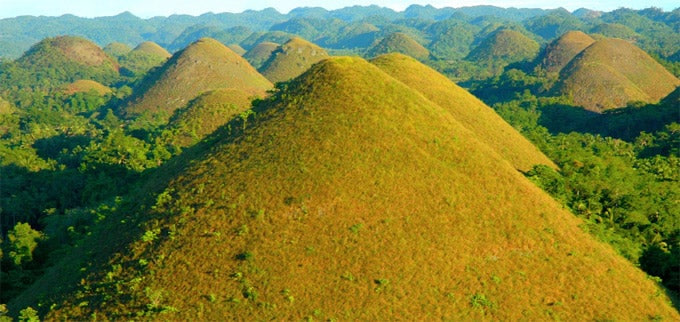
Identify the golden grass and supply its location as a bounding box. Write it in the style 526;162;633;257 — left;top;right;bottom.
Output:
132;41;171;59
366;32;430;61
557;38;680;112
466;29;539;64
259;37;329;83
48;36;118;69
121;37;272;120
61;79;112;95
243;42;280;70
227;44;247;56
537;30;595;73
371;53;556;172
26;56;678;320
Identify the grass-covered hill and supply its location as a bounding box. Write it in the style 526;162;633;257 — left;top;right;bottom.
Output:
132;41;171;59
117;41;171;77
10;36;119;89
466;29;539;74
365;32;430;60
228;44;247;56
161;88;254;147
555;38;680;112
120;37;272;120
12;56;679;320
103;42;132;58
536;31;595;73
243;42;280;69
371;53;555;171
259;37;329;83
61;79;112;95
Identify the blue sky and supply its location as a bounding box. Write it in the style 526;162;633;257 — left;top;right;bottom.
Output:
0;0;676;18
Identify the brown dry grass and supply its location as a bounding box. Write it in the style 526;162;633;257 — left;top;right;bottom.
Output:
537;30;595;73
61;79;112;95
49;36;118;69
243;42;280;70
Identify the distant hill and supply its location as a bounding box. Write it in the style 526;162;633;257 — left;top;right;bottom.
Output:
118;41;171;77
259;37;329;83
12;36;119;88
240;31;294;50
16;56;679;320
103;42;132;58
590;23;640;41
371;53;555;171
365;32;430;60
120;37;272;120
227;44;247;55
536;31;595;73
61;79;112;95
168;25;254;53
133;41;171;58
555;38;680;111
162;88;254;147
243;42;280;69
466;29;539;75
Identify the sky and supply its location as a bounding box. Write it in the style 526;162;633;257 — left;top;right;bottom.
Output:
0;0;676;19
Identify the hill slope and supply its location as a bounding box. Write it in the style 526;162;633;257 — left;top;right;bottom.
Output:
371;53;555;171
16;57;678;321
536;31;595;73
365;32;430;60
103;42;132;58
61;79;112;95
259;37;329;83
118;41;171;77
556;38;680;111
466;29;539;65
243;42;280;70
120;38;272;120
132;41;171;58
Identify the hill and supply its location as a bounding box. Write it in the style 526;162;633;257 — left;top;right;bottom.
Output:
132;41;171;58
536;31;595;73
103;42;132;58
365;32;430;60
227;44;247;56
162;88;254;147
61;79;112;95
14;56;679;321
555;38;680;111
467;29;539;64
14;36;119;88
371;53;555;171
259;37;329;83
120;38;272;120
117;41;171;77
243;42;280;69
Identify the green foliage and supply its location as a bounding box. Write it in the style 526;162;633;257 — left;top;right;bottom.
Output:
18;307;39;322
5;223;43;266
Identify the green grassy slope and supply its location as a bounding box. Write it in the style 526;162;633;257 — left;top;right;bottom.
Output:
371;53;556;171
61;79;112;95
556;38;680;112
243;42;280;70
103;42;132;58
466;29;539;65
259;37;329;83
15;56;678;321
132;41;171;59
365;32;430;60
120;37;272;120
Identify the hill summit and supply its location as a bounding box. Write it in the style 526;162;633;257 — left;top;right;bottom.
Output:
132;41;171;59
259;37;329;83
536;30;595;73
366;32;430;60
555;38;680;111
120;37;272;120
17;56;679;321
466;29;539;66
243;42;280;69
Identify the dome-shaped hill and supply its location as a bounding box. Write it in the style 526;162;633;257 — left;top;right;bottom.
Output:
536;31;595;73
120;38;272;120
243;42;279;70
18;57;679;321
366;32;430;61
259;37;329;83
132;41;171;59
61;79;112;95
556;38;680;112
103;42;132;58
16;36;119;87
163;88;254;147
227;44;247;56
371;53;555;171
466;29;539;66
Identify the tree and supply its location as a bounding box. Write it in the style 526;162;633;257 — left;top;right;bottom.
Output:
5;222;43;266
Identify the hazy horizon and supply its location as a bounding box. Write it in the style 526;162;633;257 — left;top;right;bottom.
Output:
0;0;677;19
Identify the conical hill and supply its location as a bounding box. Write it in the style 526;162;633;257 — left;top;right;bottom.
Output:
132;41;171;59
243;42;280;69
103;42;132;58
366;32;430;60
536;30;595;73
466;29;539;65
162;88;254;147
259;37;329;83
371;53;555;171
22;57;678;320
120;38;272;120
61;79;112;95
227;44;247;56
555;38;680;112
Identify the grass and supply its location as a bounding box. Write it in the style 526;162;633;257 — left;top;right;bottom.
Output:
13;56;679;321
259;37;329;83
366;32;430;61
61;79;112;95
121;37;272;121
556;37;680;112
466;29;539;68
536;30;595;73
243;42;280;70
132;41;171;59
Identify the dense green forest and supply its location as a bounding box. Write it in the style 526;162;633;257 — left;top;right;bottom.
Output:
0;4;679;319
